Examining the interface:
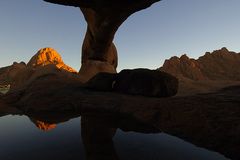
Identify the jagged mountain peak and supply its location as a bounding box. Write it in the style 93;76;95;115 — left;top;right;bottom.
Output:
160;47;240;81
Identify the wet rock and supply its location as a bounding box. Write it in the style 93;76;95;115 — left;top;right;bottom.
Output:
114;69;178;97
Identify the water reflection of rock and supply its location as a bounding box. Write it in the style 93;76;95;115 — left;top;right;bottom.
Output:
81;114;159;160
27;112;81;132
1;82;240;159
30;119;56;131
81;115;119;160
22;112;159;160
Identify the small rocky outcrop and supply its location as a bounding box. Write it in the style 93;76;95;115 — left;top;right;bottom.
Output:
44;0;161;82
160;47;240;81
9;64;81;92
27;47;77;73
114;69;178;97
0;62;27;85
160;55;205;81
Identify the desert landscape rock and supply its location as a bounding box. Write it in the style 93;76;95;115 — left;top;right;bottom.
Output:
86;72;117;91
27;47;77;73
0;48;80;92
0;62;27;85
44;0;161;81
0;75;239;159
160;47;240;81
1;0;239;159
159;47;240;95
85;69;179;97
114;69;178;97
0;46;239;158
9;64;81;92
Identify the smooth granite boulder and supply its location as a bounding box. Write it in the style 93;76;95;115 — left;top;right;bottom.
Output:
114;69;178;97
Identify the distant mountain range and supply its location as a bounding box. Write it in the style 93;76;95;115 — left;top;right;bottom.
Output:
1;47;240;96
159;47;240;81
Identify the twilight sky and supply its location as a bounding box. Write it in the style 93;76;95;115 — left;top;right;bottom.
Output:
0;0;240;71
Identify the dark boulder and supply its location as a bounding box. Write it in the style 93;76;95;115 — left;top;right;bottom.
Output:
114;69;178;97
86;72;117;91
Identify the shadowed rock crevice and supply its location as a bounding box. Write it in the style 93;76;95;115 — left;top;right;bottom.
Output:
44;0;161;82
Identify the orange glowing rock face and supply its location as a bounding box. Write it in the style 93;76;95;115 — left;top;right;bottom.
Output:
34;120;57;131
27;47;77;73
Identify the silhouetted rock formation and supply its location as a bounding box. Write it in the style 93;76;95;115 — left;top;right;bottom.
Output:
114;69;178;97
0;62;26;85
27;47;77;73
86;69;178;97
44;0;161;82
86;72;117;91
81;115;119;160
81;114;159;160
160;47;240;81
9;64;80;92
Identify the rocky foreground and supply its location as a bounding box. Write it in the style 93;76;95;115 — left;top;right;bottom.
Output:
0;73;240;159
0;47;240;159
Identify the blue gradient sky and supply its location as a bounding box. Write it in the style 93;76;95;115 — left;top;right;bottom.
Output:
0;0;240;71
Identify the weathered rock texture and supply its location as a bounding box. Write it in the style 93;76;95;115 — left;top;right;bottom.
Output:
160;47;240;81
44;0;161;82
27;47;77;73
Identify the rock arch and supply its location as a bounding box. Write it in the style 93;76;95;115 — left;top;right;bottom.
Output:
44;0;160;82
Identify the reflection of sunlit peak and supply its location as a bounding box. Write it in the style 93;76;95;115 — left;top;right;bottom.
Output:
34;120;56;131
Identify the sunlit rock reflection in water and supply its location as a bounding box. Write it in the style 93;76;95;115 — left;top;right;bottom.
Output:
0;113;230;160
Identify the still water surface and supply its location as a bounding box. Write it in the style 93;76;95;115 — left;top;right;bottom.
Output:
0;115;230;160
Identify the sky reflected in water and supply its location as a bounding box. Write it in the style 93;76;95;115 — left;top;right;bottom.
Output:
0;115;230;160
